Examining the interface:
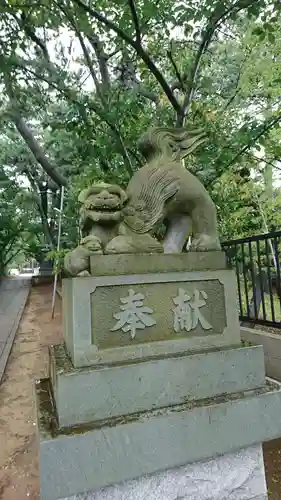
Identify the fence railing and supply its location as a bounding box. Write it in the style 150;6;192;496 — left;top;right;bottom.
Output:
222;231;281;328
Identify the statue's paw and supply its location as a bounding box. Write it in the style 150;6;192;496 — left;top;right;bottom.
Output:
190;234;221;252
77;270;91;277
139;234;163;253
64;257;91;276
105;235;163;254
105;236;135;254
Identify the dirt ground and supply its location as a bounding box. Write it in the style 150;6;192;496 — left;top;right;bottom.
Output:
264;439;281;499
0;285;62;500
0;284;281;499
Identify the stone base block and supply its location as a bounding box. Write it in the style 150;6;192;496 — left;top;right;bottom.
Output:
62;266;240;368
50;344;265;427
241;326;281;381
63;444;267;500
89;251;227;277
38;379;281;500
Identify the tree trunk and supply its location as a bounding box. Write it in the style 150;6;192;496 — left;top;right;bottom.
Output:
12;114;68;187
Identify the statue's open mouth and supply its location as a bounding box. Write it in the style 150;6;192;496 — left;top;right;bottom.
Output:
84;202;121;211
82;208;123;225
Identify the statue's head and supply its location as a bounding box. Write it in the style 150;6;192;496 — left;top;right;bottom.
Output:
78;183;128;232
80;235;103;253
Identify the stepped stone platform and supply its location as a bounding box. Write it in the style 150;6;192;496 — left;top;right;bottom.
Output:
37;253;280;500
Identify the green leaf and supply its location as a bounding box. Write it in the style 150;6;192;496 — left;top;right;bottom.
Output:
184;23;193;35
252;26;264;36
268;32;275;44
247;4;261;17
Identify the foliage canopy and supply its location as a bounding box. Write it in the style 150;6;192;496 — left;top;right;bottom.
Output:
0;0;281;271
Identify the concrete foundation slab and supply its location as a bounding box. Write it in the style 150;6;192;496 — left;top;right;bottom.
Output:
241;327;281;381
51;345;266;427
39;380;281;500
63;444;267;500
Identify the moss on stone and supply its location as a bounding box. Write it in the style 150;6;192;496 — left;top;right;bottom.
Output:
37;375;279;440
53;343;74;372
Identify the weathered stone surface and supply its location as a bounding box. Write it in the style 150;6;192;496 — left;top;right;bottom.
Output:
90;252;227;276
62;277;74;362
62;269;240;367
64;183;129;276
63;445;268;500
91;279;226;349
51;345;265;427
39;381;281;500
241;327;281;381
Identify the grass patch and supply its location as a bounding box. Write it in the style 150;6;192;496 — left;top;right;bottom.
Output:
238;286;281;322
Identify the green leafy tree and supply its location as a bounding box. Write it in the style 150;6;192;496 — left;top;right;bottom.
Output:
0;185;28;274
0;0;281;246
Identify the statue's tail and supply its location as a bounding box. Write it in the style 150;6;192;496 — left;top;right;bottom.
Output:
138;127;207;162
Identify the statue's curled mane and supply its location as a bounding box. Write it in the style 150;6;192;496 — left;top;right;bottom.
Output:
125;127;208;233
126;168;180;232
137;127;207;162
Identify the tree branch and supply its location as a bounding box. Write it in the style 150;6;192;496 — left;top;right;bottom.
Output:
223;69;243;110
58;4;104;98
55;0;111;89
226;113;281;168
78;34;101;93
72;0;181;113
131;83;160;103
5;54;134;177
139;0;161;35
25;170;55;248
105;47;121;60
3;71;68;187
176;33;210;126
2;234;21;263
88;35;110;89
223;51;251;110
4;248;23;267
177;0;258;126
72;25;103;97
246;153;281;173
19;12;51;62
12;113;68;187
128;0;141;45
53;9;134;172
167;44;184;91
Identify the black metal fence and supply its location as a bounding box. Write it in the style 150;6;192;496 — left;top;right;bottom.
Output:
222;231;281;328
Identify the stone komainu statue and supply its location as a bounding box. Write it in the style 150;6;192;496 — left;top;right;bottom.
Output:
64;183;129;276
120;127;221;253
64;127;221;275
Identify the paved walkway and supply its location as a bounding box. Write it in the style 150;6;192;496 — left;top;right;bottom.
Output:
0;277;31;383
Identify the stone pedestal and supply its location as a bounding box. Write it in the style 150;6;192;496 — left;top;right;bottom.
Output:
62;253;239;367
36;253;281;500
